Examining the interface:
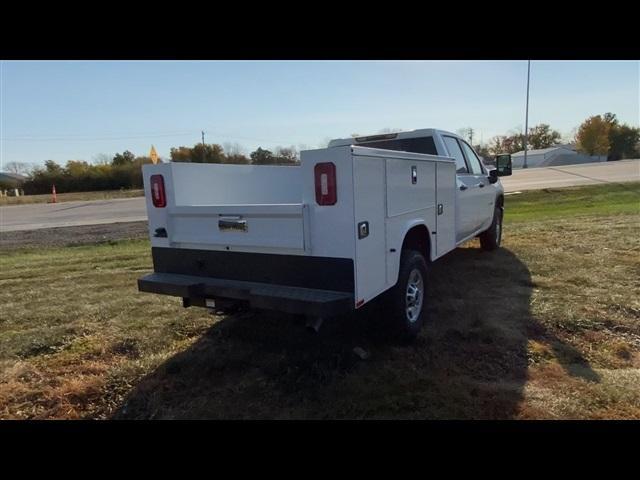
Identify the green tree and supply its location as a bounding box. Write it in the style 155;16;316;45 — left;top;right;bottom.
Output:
603;112;618;126
601;113;640;160
169;146;193;162
170;144;227;163
527;124;562;149
224;153;250;164
250;147;275;165
191;143;226;163
112;150;135;166
65;160;90;177
608;124;640;160
576;115;611;156
44;160;63;174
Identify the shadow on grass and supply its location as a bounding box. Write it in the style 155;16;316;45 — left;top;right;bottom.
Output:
113;246;599;419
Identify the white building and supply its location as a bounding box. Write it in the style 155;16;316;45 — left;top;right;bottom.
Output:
511;145;606;168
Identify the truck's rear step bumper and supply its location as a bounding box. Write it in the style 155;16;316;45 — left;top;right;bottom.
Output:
138;273;354;317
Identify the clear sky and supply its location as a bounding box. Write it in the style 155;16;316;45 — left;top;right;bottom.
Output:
1;60;638;168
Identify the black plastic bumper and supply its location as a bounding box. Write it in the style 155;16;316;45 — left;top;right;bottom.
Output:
138;272;354;317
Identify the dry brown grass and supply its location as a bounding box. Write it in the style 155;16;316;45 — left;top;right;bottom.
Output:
0;182;639;419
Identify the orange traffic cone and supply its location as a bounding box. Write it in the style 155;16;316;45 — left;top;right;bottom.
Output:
51;185;57;203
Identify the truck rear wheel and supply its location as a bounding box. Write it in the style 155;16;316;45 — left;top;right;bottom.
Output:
480;205;503;251
386;249;428;342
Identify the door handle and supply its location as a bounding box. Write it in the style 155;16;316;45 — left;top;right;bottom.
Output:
477;183;485;188
460;185;468;191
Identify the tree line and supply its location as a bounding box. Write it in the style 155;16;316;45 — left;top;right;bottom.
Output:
9;112;639;194
16;145;301;194
169;144;299;165
466;113;639;161
20;154;152;194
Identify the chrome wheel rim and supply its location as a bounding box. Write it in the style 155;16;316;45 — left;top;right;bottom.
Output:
406;269;424;323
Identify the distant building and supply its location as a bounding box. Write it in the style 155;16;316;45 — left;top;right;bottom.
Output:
511;145;606;168
0;172;27;187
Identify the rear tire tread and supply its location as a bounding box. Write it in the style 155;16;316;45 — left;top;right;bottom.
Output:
385;249;429;343
480;205;503;251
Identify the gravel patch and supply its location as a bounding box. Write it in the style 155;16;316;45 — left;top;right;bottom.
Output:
0;221;149;250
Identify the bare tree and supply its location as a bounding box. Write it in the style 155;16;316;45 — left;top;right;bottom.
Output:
456;127;474;144
222;142;245;157
273;145;299;164
93;153;113;165
3;161;31;175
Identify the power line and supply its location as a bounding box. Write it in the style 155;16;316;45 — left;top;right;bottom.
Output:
1;128;309;146
0;131;197;141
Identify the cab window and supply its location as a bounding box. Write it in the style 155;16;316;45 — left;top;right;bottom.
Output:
442;136;468;174
460;141;484;175
363;136;437;155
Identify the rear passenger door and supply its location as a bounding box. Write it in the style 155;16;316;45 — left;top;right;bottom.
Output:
442;135;480;242
459;140;494;232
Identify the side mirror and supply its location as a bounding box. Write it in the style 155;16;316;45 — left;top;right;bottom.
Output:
488;169;498;184
495;154;512;177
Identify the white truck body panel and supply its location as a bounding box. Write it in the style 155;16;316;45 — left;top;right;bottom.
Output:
300;146;356;260
353;155;387;303
435;161;457;257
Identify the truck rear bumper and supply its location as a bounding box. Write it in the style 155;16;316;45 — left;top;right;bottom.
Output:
138;272;354;317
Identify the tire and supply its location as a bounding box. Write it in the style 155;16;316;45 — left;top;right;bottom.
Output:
480;205;503;251
386;249;429;342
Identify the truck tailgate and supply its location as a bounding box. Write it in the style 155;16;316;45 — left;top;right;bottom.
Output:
143;163;310;254
167;203;309;252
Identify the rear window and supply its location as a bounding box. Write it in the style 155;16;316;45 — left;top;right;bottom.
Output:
360;136;437;155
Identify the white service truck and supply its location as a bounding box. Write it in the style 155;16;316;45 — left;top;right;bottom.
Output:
138;129;512;340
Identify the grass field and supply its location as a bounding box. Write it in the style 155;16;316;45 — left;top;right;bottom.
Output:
0;189;144;206
0;182;639;419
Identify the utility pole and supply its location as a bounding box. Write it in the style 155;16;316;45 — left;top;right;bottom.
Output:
523;60;531;169
201;131;205;163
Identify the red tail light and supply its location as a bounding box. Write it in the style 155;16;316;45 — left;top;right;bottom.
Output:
150;174;166;208
314;162;337;205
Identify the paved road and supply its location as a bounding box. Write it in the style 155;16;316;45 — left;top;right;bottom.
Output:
1;197;147;233
1;160;638;233
501;159;640;192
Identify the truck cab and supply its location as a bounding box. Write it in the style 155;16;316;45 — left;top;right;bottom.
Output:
137;128;512;341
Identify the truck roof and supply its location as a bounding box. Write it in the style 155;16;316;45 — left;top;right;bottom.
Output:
327;128;459;148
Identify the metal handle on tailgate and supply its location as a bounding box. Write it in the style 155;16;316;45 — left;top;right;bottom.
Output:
218;216;248;232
